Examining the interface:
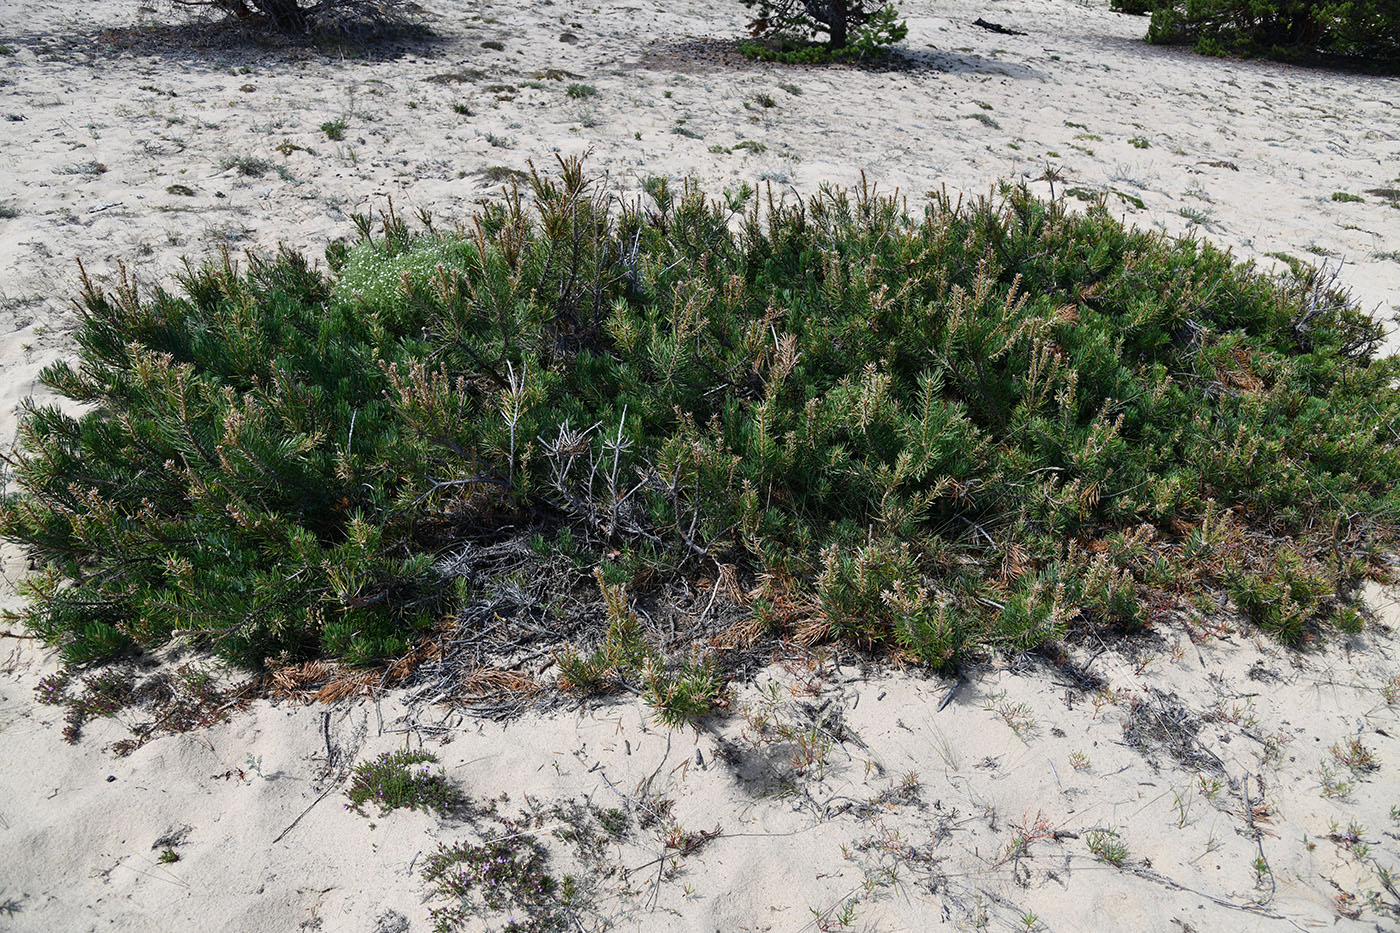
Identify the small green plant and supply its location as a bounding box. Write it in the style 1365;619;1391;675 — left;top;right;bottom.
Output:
740;686;839;779
554;574;650;694
557;573;727;724
0;203;20;219
1172;786;1193;827
778;81;803;94
1328;820;1367;854
644;655;729;727
1085;828;1129;867
1196;775;1224;801
1178;205;1215;226
158;847;179;864
1225;548;1329;646
345;749;458;816
1114;187;1148;207
1320;762;1354;799
1129;135;1150;148
817;897;857;929
984;691;1036;737
219;156;271;177
478;165;528;184
1330;736;1379;775
320;119;347;141
597;808;629;839
53;160;107;176
997;809;1054;865
451;102;471;115
565;83;597;99
754;92;777;108
1331;191;1364;203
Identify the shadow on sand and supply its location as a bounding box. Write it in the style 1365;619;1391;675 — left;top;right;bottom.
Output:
635;36;1044;80
2;15;443;69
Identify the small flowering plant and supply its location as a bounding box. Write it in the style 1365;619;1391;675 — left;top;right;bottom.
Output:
424;829;577;932
345;749;458;816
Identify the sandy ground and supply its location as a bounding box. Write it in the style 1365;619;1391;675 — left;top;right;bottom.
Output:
1;0;1399;930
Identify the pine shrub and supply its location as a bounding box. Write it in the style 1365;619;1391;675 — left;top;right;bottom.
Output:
739;0;908;61
1121;0;1400;69
3;159;1397;675
164;0;423;38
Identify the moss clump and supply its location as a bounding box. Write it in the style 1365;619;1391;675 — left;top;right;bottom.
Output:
3;159;1396;678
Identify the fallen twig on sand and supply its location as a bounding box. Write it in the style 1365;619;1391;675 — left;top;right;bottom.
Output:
270;787;335;845
1120;862;1294;922
1242;776;1277;909
972;17;1026;35
938;674;964;711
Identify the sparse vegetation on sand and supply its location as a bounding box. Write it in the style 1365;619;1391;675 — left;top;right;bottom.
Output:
2;160;1397;706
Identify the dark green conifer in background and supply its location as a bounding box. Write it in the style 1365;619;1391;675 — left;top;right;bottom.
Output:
1114;0;1400;69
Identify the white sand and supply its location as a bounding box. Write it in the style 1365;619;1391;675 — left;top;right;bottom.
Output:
1;0;1398;930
